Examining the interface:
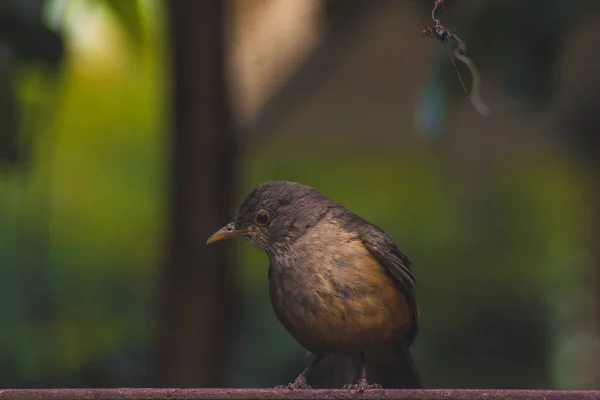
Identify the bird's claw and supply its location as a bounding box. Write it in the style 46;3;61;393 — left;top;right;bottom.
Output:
275;375;311;389
343;378;382;392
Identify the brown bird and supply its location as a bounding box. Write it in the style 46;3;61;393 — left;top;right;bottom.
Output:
207;181;422;390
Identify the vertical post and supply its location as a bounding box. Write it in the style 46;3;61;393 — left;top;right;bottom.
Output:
557;77;600;387
157;0;237;388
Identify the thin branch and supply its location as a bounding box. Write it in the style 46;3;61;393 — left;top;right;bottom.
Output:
451;38;490;116
422;0;490;116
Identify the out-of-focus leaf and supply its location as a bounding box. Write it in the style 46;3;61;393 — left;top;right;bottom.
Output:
0;68;19;165
415;56;447;138
102;0;143;49
470;0;579;112
0;0;65;166
0;3;64;66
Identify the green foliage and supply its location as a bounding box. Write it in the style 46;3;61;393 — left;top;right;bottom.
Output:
0;0;165;387
102;0;144;49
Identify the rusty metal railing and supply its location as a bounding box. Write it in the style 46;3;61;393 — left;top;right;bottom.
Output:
1;389;600;400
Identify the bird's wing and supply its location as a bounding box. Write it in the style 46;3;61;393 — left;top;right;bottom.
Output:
359;226;419;320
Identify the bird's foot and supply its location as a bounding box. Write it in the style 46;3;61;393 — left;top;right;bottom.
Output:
275;375;311;389
343;378;382;392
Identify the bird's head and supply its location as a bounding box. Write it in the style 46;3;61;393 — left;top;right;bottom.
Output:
206;181;331;254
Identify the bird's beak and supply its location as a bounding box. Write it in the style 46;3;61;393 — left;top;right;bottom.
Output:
206;222;243;244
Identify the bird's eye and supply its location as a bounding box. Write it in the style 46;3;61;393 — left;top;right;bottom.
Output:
254;210;271;226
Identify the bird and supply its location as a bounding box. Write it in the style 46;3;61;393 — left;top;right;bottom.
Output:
206;181;422;390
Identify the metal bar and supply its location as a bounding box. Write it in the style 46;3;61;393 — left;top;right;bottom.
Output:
158;0;237;388
1;389;599;400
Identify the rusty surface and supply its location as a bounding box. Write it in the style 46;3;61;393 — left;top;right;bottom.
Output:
0;389;600;400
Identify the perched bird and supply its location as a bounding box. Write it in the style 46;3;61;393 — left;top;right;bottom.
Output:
207;181;422;390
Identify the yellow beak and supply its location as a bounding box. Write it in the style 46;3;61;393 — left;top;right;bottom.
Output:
206;222;243;244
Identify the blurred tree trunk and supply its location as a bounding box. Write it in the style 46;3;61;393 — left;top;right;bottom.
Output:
590;179;600;388
558;42;600;386
545;31;600;388
157;0;238;388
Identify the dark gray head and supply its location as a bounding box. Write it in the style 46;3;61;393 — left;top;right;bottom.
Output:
206;181;333;253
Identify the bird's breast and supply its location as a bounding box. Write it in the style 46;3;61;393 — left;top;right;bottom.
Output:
268;221;412;356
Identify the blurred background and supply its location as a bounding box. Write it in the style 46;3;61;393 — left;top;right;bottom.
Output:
1;0;600;391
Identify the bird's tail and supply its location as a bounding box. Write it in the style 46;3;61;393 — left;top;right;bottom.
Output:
306;342;423;389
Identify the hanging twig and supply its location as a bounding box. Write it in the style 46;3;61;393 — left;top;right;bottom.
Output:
422;0;490;116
